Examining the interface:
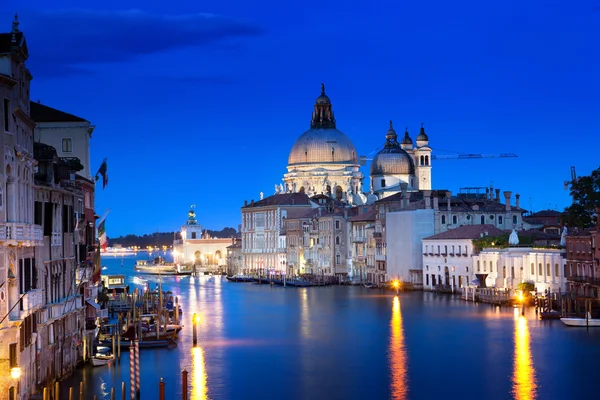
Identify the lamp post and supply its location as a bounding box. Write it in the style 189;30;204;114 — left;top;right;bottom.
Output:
392;280;399;295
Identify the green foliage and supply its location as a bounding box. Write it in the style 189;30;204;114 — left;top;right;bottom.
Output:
472;233;534;250
517;281;535;294
564;166;600;228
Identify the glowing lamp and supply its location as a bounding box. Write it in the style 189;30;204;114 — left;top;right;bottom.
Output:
10;367;21;379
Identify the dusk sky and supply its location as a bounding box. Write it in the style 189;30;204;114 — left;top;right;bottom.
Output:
3;1;599;237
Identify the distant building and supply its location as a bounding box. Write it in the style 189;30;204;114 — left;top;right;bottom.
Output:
522;210;564;235
565;229;598;299
173;207;232;273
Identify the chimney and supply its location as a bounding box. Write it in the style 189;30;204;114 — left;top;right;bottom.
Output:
244;200;248;207
251;199;254;206
486;187;490;200
260;191;264;200
495;189;500;202
515;194;520;209
433;195;439;211
423;190;432;209
402;191;410;208
503;191;512;211
446;191;452;211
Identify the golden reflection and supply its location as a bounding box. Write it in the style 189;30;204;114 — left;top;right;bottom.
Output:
192;346;209;400
389;296;408;400
300;289;310;339
512;309;537;400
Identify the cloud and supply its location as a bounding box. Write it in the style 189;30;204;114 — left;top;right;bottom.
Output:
23;9;263;67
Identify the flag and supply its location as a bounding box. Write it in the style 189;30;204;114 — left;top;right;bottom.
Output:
96;159;108;189
92;244;101;283
98;219;108;251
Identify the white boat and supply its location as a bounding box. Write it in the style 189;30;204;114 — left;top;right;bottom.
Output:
135;257;192;275
560;312;600;327
92;353;114;367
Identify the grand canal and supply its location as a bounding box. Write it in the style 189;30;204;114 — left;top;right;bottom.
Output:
62;253;600;399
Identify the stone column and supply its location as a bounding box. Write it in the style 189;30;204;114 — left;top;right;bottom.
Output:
503;191;512;211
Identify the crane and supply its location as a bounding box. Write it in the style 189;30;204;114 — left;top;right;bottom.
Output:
359;151;518;166
564;166;577;192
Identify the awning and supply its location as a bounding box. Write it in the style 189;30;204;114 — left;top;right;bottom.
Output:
86;300;101;310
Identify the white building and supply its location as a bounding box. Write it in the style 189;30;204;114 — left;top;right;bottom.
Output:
31;102;95;181
173;207;233;272
473;247;566;293
422;225;506;291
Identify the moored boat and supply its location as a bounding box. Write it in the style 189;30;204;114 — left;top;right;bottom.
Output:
92;354;114;367
560;312;600;327
135;257;192;275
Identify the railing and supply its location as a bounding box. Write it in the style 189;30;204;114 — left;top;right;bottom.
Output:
48;295;83;320
568;276;600;287
76;266;92;282
97;308;109;319
0;222;44;245
51;232;62;246
353;236;366;243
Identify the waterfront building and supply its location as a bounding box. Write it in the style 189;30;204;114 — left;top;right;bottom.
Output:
241;193;314;275
284;207;319;276
565;228;598;299
30;102;95;181
472;246;567;294
225;238;242;275
375;187;525;284
348;206;377;282
173;207;232;273
370;122;432;199
283;85;366;204
0;17;42;399
422;225;506;291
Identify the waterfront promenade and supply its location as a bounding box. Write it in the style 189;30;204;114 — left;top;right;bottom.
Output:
60;253;600;400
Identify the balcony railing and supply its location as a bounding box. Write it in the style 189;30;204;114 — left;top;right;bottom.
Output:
353;236;366;243
47;295;83;320
568;276;600;287
0;222;43;246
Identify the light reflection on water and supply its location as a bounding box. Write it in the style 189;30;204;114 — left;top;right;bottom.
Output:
389;296;408;400
192;346;208;400
512;309;537;400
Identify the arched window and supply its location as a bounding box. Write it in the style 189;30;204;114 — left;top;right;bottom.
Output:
425;155;429;165
441;215;446;224
480;215;485;224
498;216;503;224
502;266;506;278
420;155;425;165
299;186;305;194
335;236;340;245
513;215;517;224
483;261;487;272
546;263;550;276
336;253;341;265
531;263;535;275
538;263;542;275
452;215;457;224
555;263;559;277
335;186;343;201
477;260;480;272
335;220;340;230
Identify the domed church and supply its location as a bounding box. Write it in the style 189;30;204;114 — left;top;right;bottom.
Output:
283;84;366;205
370;121;432;199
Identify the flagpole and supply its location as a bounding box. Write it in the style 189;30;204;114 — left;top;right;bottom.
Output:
97;209;111;226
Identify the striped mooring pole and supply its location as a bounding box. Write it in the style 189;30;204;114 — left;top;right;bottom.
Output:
135;340;140;399
129;341;135;400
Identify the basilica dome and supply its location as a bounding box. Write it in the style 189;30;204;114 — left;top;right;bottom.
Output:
370;121;415;176
288;84;358;167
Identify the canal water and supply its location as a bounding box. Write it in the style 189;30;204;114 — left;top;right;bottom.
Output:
61;252;600;399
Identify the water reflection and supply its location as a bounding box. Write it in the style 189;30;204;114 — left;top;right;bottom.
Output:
192;346;209;400
300;289;310;339
389;296;408;400
512;309;537;400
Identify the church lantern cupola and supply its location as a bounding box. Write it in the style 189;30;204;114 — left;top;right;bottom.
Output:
400;126;413;150
416;123;429;147
310;83;336;129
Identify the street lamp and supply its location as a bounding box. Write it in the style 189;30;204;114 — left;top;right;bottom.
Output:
10;367;21;380
392;280;400;295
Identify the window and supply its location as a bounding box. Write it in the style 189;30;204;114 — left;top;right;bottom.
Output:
335;220;340;230
426;275;429;285
335;236;340;245
531;263;534;275
538;263;542;275
546;263;550;276
441;215;446;224
483;261;487;272
452;215;457;224
555;263;559;277
62;138;73;153
513;215;517;224
381;179;386;188
480;215;485;224
499;216;503;224
503;266;506;278
191;232;196;239
477;261;480;272
9;343;17;368
511;267;515;277
3;98;10;131
336;253;341;265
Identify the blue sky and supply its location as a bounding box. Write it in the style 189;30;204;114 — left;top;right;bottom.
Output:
3;1;599;236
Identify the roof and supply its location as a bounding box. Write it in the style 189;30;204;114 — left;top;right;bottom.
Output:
30;102;88;123
0;32;24;54
242;193;312;209
348;208;376;222
424;224;506;240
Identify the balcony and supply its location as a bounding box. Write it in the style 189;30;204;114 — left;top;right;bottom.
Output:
21;289;43;314
353;236;366;243
47;295;83;321
568;276;600;287
0;223;43;246
375;255;386;261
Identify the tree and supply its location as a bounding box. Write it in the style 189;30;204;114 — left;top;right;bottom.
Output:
563;166;600;228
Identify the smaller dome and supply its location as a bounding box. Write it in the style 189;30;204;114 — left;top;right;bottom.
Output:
416;124;429;142
401;129;413;145
370;147;415;176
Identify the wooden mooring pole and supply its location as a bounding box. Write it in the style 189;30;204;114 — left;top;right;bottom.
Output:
159;377;165;400
182;368;188;400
